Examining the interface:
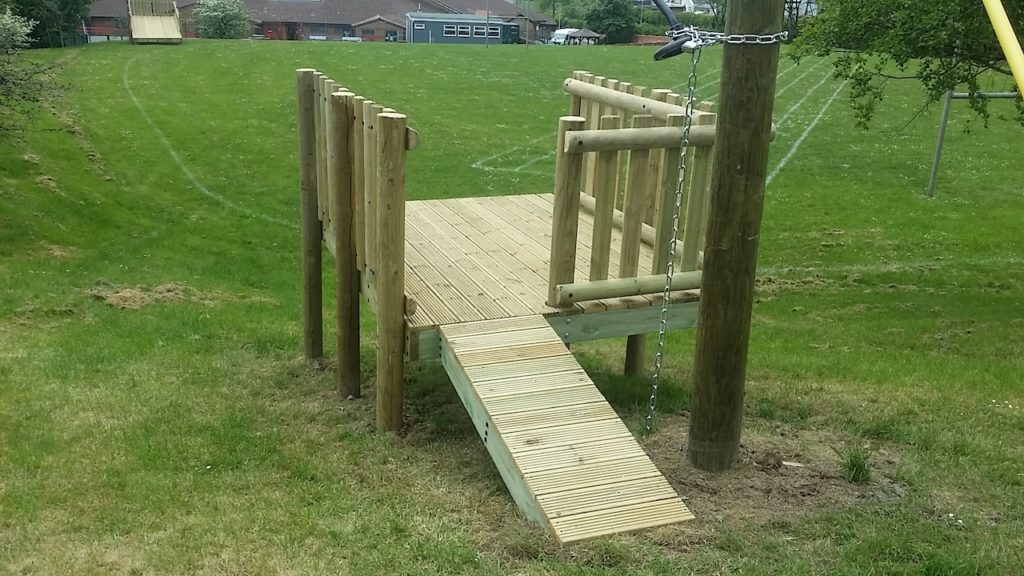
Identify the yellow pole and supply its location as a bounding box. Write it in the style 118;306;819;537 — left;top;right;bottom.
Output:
981;0;1024;95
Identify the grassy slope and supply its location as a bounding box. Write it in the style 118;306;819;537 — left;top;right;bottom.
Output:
1;40;1022;574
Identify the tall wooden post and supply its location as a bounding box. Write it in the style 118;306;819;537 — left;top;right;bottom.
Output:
297;68;324;362
375;113;408;432
329;91;361;398
688;0;784;471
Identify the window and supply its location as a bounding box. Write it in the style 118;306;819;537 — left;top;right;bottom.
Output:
487;26;501;38
414;23;425;30
473;26;486;37
443;24;456;36
457;25;471;37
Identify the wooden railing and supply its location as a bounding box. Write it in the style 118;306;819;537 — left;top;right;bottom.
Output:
297;68;418;431
547;72;717;308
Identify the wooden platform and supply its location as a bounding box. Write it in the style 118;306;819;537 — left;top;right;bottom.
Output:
440;316;694;542
403;193;697;332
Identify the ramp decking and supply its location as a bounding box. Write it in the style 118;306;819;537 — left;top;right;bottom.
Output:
440;316;694;542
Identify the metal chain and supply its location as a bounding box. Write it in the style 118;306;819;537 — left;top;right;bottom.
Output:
670;27;789;48
644;46;702;436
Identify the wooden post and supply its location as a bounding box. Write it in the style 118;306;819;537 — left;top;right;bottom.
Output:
362;100;383;305
329;91;361;398
621;112;654;376
644;89;672;225
651;113;686;274
297;68;323;362
375;112;408;432
589;115;620;282
352;95;366;272
547;116;587;307
688;0;784;471
314;73;327;222
680;102;717;272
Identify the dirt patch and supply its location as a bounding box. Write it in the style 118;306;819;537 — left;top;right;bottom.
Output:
85;280;273;310
645;414;905;539
43;243;76;260
36;175;62;195
755;274;842;296
87;281;213;310
23;153;40;164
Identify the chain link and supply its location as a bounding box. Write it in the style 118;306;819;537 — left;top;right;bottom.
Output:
669;27;788;48
644;46;702;436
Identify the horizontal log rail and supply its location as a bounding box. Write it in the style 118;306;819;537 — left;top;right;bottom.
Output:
563;78;688;121
554;271;703;306
564;124;717;153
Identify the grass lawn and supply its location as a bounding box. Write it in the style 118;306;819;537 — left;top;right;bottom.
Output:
1;40;1022;574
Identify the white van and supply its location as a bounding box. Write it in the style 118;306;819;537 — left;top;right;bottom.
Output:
550;28;579;45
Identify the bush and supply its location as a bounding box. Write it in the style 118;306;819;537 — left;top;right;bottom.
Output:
0;7;50;133
194;0;251;39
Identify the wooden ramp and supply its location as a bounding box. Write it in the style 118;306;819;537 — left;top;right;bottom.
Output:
440;316;694;542
128;0;182;44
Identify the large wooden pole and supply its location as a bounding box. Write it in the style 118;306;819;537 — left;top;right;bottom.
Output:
688;0;784;471
297;68;324;362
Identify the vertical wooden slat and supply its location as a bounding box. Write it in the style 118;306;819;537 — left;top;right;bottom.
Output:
614;81;632;207
375;112;408;432
589;115;620;282
322;78;337;229
297;68;323;361
547;116;587;307
569;70;588;116
314;73;327;222
583;75;606;197
652;113;686;275
329;90;361;398
362;100;383;304
621;113;653;376
352;95;366;272
680;102;717;272
644;89;672;226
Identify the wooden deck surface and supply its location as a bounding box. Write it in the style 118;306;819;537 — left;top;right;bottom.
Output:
441;316;694;542
405;194;697;331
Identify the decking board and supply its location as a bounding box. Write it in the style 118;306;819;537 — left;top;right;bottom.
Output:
440;317;693;543
405;194;685;331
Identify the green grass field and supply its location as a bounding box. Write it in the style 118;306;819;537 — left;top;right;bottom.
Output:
1;40;1022;574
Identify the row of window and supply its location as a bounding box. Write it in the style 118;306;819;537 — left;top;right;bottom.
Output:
434;24;502;38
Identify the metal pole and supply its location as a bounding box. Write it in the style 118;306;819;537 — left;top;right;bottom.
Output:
486;0;490;47
927;89;954;198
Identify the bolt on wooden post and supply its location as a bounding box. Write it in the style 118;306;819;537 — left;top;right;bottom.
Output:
688;0;785;472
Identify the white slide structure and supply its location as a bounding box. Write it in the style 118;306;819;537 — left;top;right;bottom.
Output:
128;0;183;44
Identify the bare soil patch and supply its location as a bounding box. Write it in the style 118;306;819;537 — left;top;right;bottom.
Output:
86;281;215;310
641;413;906;548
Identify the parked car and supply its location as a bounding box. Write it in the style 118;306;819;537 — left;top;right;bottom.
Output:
550;28;579;45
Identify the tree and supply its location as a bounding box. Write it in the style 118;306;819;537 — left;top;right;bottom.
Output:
0;7;50;133
194;0;251;39
585;0;635;44
10;0;91;47
794;0;1024;127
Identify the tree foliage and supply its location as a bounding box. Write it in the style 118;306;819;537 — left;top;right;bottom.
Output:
794;0;1024;127
195;0;251;39
9;0;91;47
585;0;635;44
0;7;51;133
